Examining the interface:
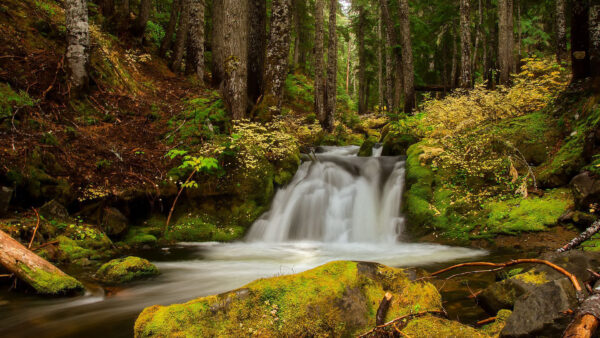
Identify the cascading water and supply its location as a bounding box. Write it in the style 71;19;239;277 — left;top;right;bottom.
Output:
247;146;406;243
0;146;486;338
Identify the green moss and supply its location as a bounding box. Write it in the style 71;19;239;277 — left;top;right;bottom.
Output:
483;188;572;234
124;228;158;246
57;233;113;263
403;315;486;337
480;309;513;337
19;263;83;295
166;215;245;242
513;271;548;285
135;261;443;337
537;135;585;186
96;256;159;284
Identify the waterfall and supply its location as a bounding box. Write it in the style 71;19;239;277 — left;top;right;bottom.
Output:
246;146;406;243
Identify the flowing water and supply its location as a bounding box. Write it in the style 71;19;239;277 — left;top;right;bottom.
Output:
0;146;486;338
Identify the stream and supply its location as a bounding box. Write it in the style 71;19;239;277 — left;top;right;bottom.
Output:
0;146;487;338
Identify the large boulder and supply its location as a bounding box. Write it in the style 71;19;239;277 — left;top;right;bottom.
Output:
39;199;69;220
571;171;600;210
0;186;12;216
134;261;484;337
96;256;159;284
101;207;129;236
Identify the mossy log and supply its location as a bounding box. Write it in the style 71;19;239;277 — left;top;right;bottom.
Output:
0;230;84;295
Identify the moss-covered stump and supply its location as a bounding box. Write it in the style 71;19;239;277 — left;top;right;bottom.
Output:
134;261;483;337
96;256;159;284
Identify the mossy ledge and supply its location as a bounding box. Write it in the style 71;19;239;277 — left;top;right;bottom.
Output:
134;261;485;337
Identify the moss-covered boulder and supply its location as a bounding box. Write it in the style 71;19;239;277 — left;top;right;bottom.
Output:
134;261;482;337
96;256;159;284
165;214;244;242
382;132;418;156
358;138;375;157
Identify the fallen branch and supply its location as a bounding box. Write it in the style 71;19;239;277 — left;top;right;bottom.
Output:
28;208;40;249
427;259;583;301
0;274;13;278
358;310;446;337
376;292;393;325
557;220;600;253
476;317;497;326
32;240;59;251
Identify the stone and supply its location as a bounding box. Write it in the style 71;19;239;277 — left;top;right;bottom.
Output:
0;186;13;215
571;171;600;210
95;256;159;284
101;207;128;236
39;199;69;220
559;210;598;231
382;133;418;156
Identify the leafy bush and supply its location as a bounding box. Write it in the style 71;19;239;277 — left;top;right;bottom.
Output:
145;21;165;47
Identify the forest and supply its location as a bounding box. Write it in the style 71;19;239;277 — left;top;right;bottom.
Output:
0;0;599;337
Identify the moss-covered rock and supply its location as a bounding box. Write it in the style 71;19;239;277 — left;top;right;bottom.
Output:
134;261;458;337
57;231;113;265
96;256;159;284
382;132;418;156
358;138;375;157
165;214;244;242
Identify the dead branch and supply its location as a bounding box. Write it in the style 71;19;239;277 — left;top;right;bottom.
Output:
557;220;600;254
376;292;393;325
32;240;59;251
28;208;40;249
358;310;446;338
476;317;497;326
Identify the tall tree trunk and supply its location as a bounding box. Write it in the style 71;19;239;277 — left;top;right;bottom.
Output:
472;0;482;75
459;0;472;88
397;0;415;113
292;0;304;70
159;0;182;58
572;0;591;81
221;0;249;119
324;0;338;131
450;28;458;88
248;0;267;105
377;7;384;110
212;0;224;86
188;0;205;80
498;0;514;85
591;4;600;80
65;0;90;95
131;0;151;37
516;0;521;72
346;38;351;94
314;0;326;121
357;4;367;114
556;0;568;64
100;0;115;17
486;0;497;88
253;0;292;119
171;0;191;73
380;0;397;112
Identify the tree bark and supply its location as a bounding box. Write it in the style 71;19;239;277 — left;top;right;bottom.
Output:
357;4;367;114
498;0;514;85
376;292;393;325
324;0;338;131
188;0;205;80
171;0;191;73
253;0;292;119
591;5;600;80
459;0;472;88
380;0;397;112
221;0;249;119
212;0;224;86
247;0;267;105
292;0;305;70
377;7;384;110
65;0;90;95
572;0;591;81
100;0;115;17
346;37;351;94
0;230;83;295
556;0;568;64
450;27;458;88
557;220;600;253
314;0;326;121
159;0;182;58
563;294;600;338
472;0;483;76
397;0;415;113
131;0;151;37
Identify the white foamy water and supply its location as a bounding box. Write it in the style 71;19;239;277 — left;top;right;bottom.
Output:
0;146;485;338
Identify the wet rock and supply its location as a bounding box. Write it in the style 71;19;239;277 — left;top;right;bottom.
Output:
382;133;418;156
101;207;128;236
571;171;600;210
559;210;598;231
39;200;69;220
96;256;159;284
134;261;480;337
0;186;13;215
358;138;375;157
478;276;540;315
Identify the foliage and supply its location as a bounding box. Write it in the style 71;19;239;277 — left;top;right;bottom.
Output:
166;91;228;144
0;83;37;121
145;20;165;47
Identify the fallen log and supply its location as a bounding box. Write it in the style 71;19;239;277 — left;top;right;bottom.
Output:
0;230;83;295
564;293;600;338
557;220;600;253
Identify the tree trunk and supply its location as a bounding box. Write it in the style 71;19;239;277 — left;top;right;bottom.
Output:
100;0;115;17
324;0;338;131
450;28;458;88
472;0;483;75
212;0;224;86
346;38;351;94
292;0;304;70
459;0;472;88
221;0;249;119
591;5;600;80
498;0;514;85
572;0;591;81
397;0;415;113
357;4;367;114
314;0;326;121
247;0;267;105
556;0;568;64
159;0;181;58
253;0;292;119
65;0;90;95
132;0;151;37
486;0;497;89
0;230;83;295
188;0;205;80
516;0;521;72
377;7;384;110
171;0;191;73
380;0;396;112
